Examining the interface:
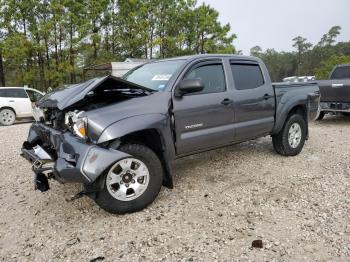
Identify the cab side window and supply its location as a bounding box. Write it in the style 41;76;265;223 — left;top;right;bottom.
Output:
184;64;226;95
230;63;264;90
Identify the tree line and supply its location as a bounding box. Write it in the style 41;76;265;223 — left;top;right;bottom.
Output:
1;1;349;91
250;26;350;81
0;0;236;90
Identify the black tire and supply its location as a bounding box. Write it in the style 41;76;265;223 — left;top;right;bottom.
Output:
272;114;307;156
316;111;325;121
94;143;163;214
0;108;16;126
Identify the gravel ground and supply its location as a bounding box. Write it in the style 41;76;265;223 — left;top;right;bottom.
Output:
0;116;349;261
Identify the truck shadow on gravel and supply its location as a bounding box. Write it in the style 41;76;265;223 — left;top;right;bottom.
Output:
172;136;275;185
315;114;350;126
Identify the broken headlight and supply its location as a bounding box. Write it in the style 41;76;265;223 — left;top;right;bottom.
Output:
73;117;88;138
65;111;88;139
32;106;44;122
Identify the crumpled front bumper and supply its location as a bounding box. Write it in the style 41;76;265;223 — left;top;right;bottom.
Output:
21;123;129;184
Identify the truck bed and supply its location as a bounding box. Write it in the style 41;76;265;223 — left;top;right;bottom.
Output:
273;82;320;105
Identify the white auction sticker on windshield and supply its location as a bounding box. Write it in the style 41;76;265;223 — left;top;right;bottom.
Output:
152;74;172;81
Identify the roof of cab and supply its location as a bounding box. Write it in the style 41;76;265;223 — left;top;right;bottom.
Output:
153;54;258;63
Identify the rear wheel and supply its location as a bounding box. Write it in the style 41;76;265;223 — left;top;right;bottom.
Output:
272;114;307;156
0;108;16;126
94;143;163;214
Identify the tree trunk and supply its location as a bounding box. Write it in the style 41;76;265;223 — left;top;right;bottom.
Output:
44;37;50;66
200;32;204;54
112;26;115;56
69;23;76;84
35;33;46;90
150;27;154;59
44;36;50;88
59;25;63;61
111;0;116;56
37;51;46;91
145;42;148;59
23;18;27;37
93;20;98;59
159;25;165;58
54;22;59;68
0;49;5;86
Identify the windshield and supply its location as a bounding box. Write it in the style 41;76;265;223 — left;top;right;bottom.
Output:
123;60;185;91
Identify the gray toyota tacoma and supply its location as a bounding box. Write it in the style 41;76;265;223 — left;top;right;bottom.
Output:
21;55;320;214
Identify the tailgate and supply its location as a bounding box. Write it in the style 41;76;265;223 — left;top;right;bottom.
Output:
318;79;350;102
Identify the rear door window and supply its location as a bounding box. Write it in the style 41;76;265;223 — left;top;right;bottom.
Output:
230;63;264;90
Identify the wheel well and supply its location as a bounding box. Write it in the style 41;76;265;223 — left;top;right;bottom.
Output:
0;106;16;116
288;105;307;120
120;129;162;155
117;129;173;188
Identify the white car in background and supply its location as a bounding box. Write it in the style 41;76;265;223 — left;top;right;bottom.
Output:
0;87;44;126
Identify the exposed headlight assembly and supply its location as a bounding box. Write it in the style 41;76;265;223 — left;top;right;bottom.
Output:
73;117;88;138
32;106;44;122
65;111;87;139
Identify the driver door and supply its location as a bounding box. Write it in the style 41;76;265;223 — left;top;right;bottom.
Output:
172;60;235;155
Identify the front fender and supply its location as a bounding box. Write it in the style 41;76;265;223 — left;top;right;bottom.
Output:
97;114;169;144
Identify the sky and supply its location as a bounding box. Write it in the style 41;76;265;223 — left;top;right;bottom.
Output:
198;0;350;55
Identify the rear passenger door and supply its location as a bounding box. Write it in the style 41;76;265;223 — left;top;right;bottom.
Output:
6;89;32;117
229;61;275;141
173;60;235;155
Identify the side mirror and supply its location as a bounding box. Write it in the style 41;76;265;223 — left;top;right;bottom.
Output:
174;79;204;97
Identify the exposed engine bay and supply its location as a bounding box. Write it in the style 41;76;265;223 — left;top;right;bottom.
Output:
33;76;154;132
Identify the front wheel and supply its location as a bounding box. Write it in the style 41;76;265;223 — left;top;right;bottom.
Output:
94;143;163;214
272;114;307;156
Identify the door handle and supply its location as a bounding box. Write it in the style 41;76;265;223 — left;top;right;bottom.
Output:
263;94;274;100
331;83;343;88
8;100;15;102
221;98;233;106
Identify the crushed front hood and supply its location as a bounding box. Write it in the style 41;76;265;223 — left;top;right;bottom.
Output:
36;75;154;110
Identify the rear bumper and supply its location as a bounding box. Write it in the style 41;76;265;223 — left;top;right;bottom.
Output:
21;123;129;184
320;102;350;113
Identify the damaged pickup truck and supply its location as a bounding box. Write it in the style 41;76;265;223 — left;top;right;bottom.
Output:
21;55;320;214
